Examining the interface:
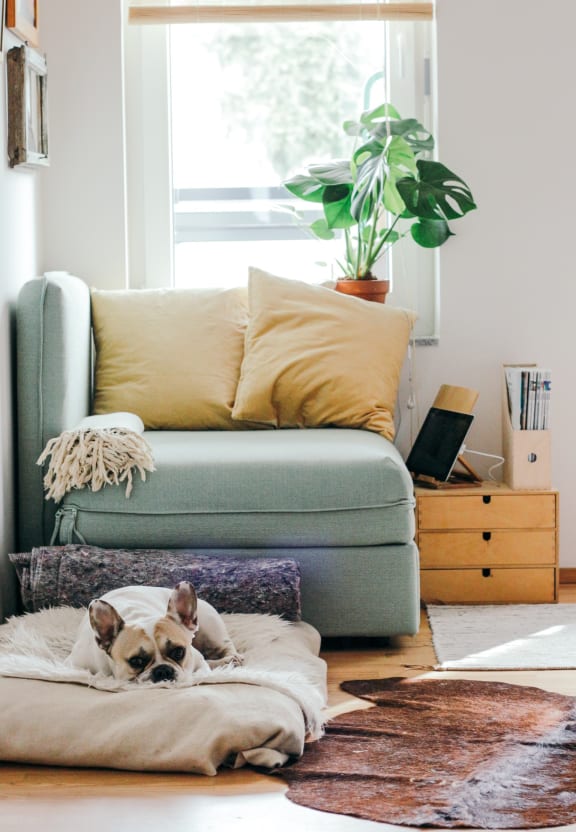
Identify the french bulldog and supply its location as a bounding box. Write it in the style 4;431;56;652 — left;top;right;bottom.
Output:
67;581;242;683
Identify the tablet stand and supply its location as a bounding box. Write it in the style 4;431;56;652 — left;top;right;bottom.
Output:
412;454;483;489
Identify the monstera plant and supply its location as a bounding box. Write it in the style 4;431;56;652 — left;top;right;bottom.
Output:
284;102;477;299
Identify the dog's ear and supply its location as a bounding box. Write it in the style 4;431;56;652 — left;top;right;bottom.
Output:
89;599;125;653
167;581;199;632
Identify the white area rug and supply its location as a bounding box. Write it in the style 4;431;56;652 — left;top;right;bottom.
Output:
427;604;576;670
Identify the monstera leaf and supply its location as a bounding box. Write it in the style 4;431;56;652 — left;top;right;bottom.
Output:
284;162;355;234
343;103;401;135
344;103;435;156
307;161;353;186
410;217;453;248
309;218;335;240
351;135;417;222
283;173;325;203
397;160;477;222
284;160;352;204
322;184;355;229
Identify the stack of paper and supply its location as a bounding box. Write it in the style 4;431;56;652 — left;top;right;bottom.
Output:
504;365;551;430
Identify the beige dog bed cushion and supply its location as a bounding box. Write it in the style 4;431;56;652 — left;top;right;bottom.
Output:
0;607;326;774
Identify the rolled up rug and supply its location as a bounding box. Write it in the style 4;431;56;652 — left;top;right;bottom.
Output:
37;412;155;501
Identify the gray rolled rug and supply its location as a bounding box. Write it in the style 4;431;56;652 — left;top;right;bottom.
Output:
9;545;301;620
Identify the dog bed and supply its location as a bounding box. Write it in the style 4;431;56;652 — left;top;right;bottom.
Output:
0;606;326;774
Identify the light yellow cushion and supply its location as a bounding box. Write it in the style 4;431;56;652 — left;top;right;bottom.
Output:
92;287;248;429
231;268;416;440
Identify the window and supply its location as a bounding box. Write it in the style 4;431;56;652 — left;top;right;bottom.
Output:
125;2;437;340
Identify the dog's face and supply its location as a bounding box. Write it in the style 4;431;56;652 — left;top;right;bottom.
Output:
88;582;200;683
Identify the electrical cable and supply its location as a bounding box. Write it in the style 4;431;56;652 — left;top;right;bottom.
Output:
461;446;505;481
394;336;418;446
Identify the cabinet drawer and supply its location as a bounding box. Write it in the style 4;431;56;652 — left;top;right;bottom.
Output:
419;530;557;567
418;494;556;531
421;567;557;604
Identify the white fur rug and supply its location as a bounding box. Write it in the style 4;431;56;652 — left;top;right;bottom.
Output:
0;607;326;774
428;604;576;670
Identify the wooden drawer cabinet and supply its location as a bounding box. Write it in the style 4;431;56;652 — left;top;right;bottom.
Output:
416;484;559;604
421;567;557;604
418;493;556;531
419;529;557;568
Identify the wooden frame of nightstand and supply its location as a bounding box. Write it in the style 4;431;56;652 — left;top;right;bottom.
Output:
415;482;559;604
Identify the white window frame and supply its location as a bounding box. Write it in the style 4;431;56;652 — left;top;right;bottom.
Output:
123;2;439;342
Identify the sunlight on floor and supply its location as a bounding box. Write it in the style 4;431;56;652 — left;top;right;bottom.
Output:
462;624;569;663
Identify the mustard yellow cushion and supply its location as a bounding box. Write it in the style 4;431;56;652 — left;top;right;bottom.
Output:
231;268;416;440
92;287;248;429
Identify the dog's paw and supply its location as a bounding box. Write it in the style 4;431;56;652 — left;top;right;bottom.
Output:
208;652;244;669
229;652;244;667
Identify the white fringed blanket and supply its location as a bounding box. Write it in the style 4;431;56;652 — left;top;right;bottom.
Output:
37;412;155;501
0;607;327;774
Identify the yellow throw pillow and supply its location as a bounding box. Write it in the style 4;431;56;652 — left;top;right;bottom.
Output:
92;287;248;429
232;268;416;440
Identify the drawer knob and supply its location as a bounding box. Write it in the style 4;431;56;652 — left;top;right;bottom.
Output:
483;496;492;505
482;531;492;541
482;568;492;578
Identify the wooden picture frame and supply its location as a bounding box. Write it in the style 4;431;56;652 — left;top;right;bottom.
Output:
7;45;48;168
0;0;6;58
6;0;38;48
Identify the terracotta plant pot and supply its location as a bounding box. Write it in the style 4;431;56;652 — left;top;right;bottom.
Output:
334;278;390;304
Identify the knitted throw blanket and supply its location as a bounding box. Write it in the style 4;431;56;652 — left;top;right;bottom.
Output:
37;412;155;501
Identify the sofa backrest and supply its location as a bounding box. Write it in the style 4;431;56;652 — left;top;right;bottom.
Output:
17;273;92;550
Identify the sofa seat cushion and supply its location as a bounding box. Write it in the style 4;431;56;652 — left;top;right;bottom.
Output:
58;429;415;548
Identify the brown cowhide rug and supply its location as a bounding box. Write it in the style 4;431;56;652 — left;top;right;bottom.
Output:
278;677;576;828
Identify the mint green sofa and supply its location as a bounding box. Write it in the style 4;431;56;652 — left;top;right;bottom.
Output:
13;273;420;636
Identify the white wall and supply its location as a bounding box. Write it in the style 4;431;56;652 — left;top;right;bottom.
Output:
40;0;128;289
0;33;42;619
411;0;576;565
39;0;576;563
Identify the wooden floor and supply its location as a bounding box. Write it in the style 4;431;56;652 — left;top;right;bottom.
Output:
3;587;576;832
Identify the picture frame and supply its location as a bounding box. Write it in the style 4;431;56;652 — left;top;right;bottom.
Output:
0;0;6;58
6;45;49;168
6;0;39;48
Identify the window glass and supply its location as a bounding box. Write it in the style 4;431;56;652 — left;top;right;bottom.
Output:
169;21;435;314
124;14;437;339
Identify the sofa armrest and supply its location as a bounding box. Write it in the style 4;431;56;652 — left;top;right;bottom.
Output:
17;273;92;550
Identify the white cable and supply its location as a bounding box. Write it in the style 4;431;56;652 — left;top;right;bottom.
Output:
406;338;419;447
394;337;418;448
461;446;505;481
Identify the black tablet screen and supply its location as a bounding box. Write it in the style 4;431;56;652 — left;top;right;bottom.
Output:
405;408;474;481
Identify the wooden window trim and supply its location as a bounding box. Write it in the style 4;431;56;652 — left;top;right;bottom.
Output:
129;3;434;26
